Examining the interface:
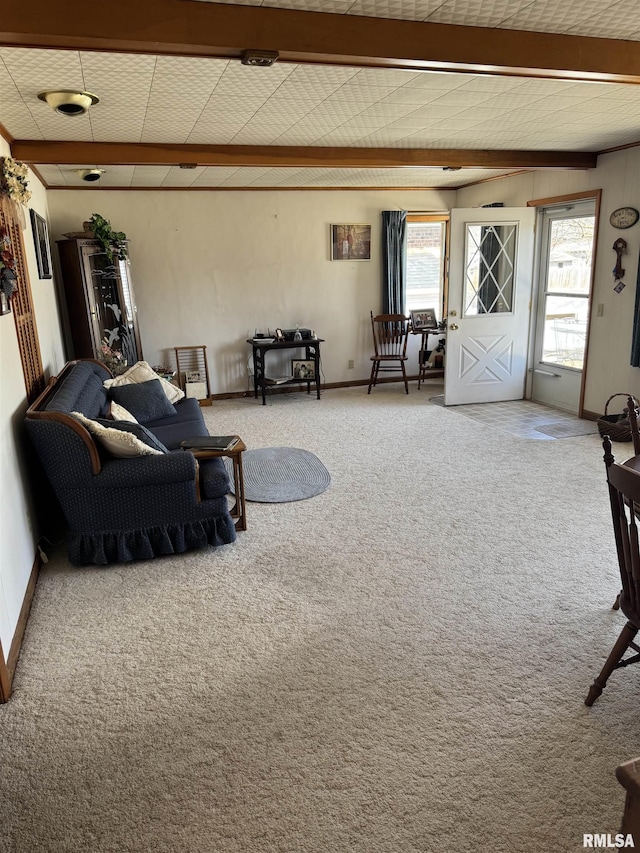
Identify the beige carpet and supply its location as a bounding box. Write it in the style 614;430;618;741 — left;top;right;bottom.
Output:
1;384;637;853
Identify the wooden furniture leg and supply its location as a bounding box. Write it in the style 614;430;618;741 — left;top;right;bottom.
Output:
585;621;639;706
191;439;247;532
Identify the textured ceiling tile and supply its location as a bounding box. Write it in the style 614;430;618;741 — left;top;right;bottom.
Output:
190;167;244;187
0;60;43;138
35;165;65;186
0;47;84;94
429;89;494;107
379;88;449;105
89;113;145;142
142;56;229;142
150;55;229;92
351;67;423;86
286;65;359;86
0;107;42;139
346;0;442;21
229;129;285;143
454;75;527;94
332;82;401;98
568;18;640;39
427;0;534;27
31;112;94;141
505;78;581;96
96;166;136;186
478;92;546;110
131;166;172;185
357;102;424;118
401;71;475;90
356;130;418;144
500;0;628;34
161;166;206;186
399;103;469;119
306;101;371;119
80;52;157;141
334;116;390;129
258;96;319;113
81;51;157;93
214;61;296;95
272;131;323;144
314;130;369;143
140;120;205;144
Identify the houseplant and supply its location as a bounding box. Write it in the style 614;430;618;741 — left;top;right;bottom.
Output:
86;213;128;261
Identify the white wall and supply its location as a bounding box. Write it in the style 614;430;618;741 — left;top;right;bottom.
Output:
456;149;640;412
47;190;454;392
0;140;66;658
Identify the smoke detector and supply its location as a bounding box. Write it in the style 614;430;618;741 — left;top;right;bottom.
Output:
38;90;100;117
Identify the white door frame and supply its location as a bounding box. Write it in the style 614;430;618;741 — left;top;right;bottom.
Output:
524;190;602;417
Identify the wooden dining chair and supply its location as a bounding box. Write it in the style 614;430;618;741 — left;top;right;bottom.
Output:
629;395;640;455
585;437;640;706
368;312;410;394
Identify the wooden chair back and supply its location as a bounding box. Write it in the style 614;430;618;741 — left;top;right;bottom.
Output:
629;395;640;455
370;312;409;359
604;438;640;626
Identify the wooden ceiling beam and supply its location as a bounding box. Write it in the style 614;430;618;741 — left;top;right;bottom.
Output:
12;140;598;170
2;0;640;84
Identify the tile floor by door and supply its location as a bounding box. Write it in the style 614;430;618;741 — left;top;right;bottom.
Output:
426;387;597;440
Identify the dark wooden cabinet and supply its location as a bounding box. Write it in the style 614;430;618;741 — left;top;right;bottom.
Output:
56;237;143;365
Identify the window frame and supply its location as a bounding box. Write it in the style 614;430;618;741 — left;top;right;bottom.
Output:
405;214;450;321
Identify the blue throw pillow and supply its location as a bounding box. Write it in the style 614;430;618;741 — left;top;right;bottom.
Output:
108;379;177;424
95;418;169;453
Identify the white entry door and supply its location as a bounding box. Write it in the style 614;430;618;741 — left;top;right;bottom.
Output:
444;207;535;405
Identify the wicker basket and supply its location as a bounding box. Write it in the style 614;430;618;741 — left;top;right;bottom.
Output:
597;393;638;442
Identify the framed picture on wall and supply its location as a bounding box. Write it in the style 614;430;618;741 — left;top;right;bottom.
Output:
330;223;371;261
29;209;53;279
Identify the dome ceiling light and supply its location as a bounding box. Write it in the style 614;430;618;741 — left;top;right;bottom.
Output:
76;169;105;182
37;90;100;117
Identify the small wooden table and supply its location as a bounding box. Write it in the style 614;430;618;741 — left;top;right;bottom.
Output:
247;338;324;405
411;328;445;387
191;438;247;531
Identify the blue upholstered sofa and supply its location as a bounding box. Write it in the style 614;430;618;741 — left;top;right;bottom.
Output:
26;359;236;566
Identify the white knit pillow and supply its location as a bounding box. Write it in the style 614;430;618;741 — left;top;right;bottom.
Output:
109;401;138;422
71;412;164;458
103;360;184;404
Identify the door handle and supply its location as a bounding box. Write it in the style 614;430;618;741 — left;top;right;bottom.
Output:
449;323;459;331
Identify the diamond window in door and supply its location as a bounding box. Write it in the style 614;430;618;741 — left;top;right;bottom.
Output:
464;224;517;316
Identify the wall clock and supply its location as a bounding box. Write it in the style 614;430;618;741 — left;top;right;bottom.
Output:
610;207;639;229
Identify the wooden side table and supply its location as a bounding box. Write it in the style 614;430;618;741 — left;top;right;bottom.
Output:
191;438;247;531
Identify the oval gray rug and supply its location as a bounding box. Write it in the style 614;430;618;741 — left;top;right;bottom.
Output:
224;447;331;503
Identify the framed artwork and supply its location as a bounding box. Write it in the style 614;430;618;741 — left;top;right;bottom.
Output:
410;308;438;331
29;209;53;279
291;359;316;381
330;223;371;261
0;290;10;315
